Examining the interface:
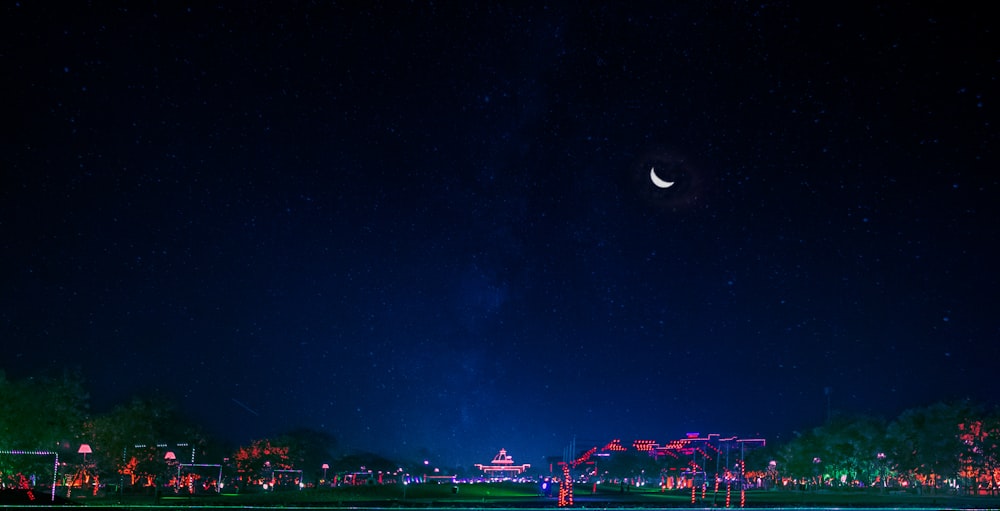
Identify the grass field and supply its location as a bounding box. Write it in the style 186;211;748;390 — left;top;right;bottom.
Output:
60;482;1000;509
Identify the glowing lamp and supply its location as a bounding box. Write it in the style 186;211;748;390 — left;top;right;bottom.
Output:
77;443;92;462
164;451;176;461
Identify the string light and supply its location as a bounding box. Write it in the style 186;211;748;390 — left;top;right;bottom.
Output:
574;446;597;464
601;439;626;452
632;440;655;452
0;450;59;502
726;478;731;508
557;443;603;507
740;459;746;508
552;434;765;507
557;462;573;507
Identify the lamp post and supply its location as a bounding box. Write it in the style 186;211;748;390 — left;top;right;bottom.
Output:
79;444;97;496
876;453;886;492
164;452;178;494
322;463;329;484
67;444;95;498
77;444;92;462
812;457;822;489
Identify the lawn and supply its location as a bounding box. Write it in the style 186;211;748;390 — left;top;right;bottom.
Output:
59;482;1000;509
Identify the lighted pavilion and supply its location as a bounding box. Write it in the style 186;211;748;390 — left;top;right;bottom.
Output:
475;449;530;478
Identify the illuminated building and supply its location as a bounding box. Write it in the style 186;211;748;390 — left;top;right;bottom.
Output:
474;449;531;478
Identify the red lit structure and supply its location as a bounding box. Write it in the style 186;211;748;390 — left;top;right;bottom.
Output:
554;433;765;508
601;439;626;451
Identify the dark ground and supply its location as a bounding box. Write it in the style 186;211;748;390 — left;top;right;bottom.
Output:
8;484;1000;509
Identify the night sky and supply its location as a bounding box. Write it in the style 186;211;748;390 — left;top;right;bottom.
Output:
3;3;996;467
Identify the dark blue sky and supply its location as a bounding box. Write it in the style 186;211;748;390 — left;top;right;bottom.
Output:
2;3;996;467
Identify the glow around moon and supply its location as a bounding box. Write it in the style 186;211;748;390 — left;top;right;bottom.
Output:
650;167;675;188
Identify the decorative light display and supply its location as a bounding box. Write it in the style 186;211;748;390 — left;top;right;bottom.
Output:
557;462;573;507
66;444;101;498
692;447;710;500
474;448;531;478
134;442;195;462
557;444;603;507
177;463;225;494
601;439;626;452
649;439;688;458
0;450;59;502
632;440;655;452
739;459;746;508
273;469;305;490
553;434;765;508
575;446;597;464
705;441;725;455
726;474;731;508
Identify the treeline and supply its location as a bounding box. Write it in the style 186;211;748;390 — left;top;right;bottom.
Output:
753;400;1000;495
1;371;998;495
0;371;390;489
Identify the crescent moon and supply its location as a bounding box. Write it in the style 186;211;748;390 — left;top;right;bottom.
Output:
650;167;674;188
